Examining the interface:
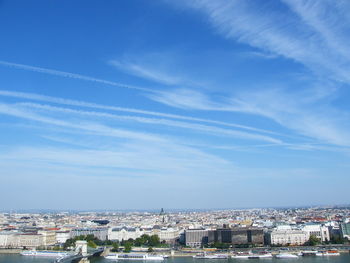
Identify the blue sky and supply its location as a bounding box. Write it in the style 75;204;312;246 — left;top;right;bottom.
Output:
0;0;349;210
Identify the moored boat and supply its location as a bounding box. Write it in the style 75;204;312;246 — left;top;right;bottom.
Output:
20;250;69;258
105;253;165;260
275;253;298;259
193;252;229;259
301;251;317;256
232;251;272;259
316;250;340;256
248;253;273;259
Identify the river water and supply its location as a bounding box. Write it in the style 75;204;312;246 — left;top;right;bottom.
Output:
1;254;350;263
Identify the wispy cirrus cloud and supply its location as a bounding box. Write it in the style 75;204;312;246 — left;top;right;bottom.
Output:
0;90;281;136
16;102;282;144
110;59;183;86
149;87;350;147
0;102;164;142
175;0;350;83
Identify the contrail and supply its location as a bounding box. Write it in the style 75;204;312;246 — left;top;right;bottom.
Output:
0;60;152;92
0;90;285;137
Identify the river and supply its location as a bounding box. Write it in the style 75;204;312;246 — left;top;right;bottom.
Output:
1;254;350;263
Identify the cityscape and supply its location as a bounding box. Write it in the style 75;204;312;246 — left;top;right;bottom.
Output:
1;0;350;262
1;207;350;250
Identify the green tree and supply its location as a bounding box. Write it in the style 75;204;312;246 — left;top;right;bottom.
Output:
112;242;119;252
87;240;97;248
307;235;320;246
124;242;132;253
64;238;76;249
134;237;144;246
148;247;154;253
149;235;160;247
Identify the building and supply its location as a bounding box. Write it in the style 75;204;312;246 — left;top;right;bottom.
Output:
267;229;308;246
56;231;71;244
108;227;144;241
0;231;56;248
0;232;44;248
231;227;264;245
340;223;350;239
38;230;56;246
0;232;14;248
71;228;108;241
301;224;330;242
215;228;233;243
185;229;209;247
155;227;180;244
17;233;44;248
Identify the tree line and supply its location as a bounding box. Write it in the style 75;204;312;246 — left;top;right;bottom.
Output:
63;234;167;252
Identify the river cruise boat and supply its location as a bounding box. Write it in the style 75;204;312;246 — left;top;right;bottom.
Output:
20;250;69;258
193;252;229;259
248;252;273;259
301;251;317;256
275;253;299;259
232;252;272;259
105;253;165;260
316;250;340;256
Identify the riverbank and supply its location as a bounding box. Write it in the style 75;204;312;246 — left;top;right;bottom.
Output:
1;246;349;256
0;248;22;254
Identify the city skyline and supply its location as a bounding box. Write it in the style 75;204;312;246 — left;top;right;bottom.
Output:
0;0;349;210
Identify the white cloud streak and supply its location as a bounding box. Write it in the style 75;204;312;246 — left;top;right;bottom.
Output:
176;0;350;83
0;102;164;142
148;87;350;147
110;60;183;86
0;60;152;92
16;102;282;144
0;90;282;136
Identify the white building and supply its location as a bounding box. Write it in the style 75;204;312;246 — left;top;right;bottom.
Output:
0;231;54;248
301;224;330;242
108;227;144;241
56;231;71;244
38;230;56;246
0;232;14;247
155;227;180;243
268;229;308;246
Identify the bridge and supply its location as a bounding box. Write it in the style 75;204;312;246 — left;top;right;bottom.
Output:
53;240;105;263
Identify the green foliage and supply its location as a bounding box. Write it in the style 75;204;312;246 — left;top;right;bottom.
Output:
149;235;161;247
111;242;119;252
120;234;166;248
87;240;97;248
209;242;230;249
64;238;76;249
148;247;154;252
330;236;348;244
307;235;320;246
63;234;115;249
124;242;132;253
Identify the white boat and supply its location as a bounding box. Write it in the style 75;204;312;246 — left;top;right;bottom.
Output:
193;253;229;259
232;252;272;259
248;253;273;259
275;254;298;259
316;250;340;256
105;253;165;260
232;253;251;259
20;250;69;258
